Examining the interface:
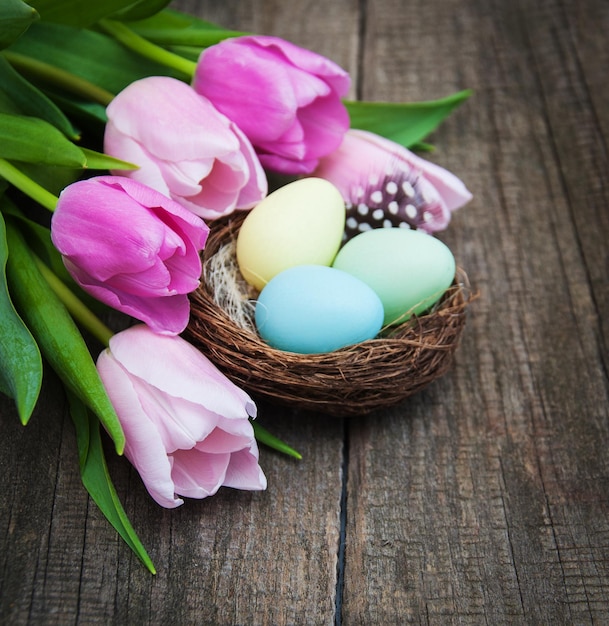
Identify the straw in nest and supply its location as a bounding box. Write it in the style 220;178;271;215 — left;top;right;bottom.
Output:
184;213;473;417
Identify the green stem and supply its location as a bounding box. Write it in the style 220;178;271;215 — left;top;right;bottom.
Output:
33;256;114;347
2;51;114;106
0;158;58;212
251;421;302;460
98;19;197;78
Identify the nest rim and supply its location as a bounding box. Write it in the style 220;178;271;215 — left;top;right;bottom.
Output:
184;212;474;417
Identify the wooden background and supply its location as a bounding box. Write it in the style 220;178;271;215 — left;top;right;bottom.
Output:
2;0;609;623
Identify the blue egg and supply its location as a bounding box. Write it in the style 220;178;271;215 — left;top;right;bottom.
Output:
255;265;384;354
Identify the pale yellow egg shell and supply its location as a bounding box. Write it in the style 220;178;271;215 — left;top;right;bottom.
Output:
236;178;346;291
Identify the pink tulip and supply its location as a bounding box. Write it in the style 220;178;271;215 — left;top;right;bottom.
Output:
193;35;351;175
104;76;267;220
312;129;473;239
51;176;208;335
97;325;267;508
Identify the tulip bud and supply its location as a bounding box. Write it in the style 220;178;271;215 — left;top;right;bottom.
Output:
51;176;209;335
194;35;351;175
97;325;267;508
104;76;267;220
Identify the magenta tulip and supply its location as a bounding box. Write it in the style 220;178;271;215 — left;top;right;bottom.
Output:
193;35;351;175
104;76;267;220
51;176;208;335
97;325;267;508
312;130;473;239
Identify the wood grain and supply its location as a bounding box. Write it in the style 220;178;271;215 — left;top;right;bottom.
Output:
1;0;608;624
343;0;609;623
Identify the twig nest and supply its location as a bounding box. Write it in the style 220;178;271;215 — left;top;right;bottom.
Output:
184;212;474;417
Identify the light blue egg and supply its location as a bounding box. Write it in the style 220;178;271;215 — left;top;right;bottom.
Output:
255;265;384;354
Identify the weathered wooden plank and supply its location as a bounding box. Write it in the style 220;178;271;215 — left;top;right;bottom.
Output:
0;1;362;623
342;0;609;623
2;0;609;623
174;0;360;89
1;397;347;625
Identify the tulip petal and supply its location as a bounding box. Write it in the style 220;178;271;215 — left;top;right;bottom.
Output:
297;96;350;159
348;130;473;211
97;349;184;508
195;427;252;454
53;184;168;280
98;325;266;507
241;35;350;96
230;122;269;209
170;448;230;498
223;446;268;491
216;415;258;438
195;45;298;142
160;159;212;198
105;77;267;219
107;77;240;161
258;153;319;175
313;129;472;234
67;262;191;335
194;36;350;175
100;177;209;244
104;125;173;198
133;377;219;452
108;326;257;418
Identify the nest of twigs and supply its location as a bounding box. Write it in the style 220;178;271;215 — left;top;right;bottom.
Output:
184;212;474;416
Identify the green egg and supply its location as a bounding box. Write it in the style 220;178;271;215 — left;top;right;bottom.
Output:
332;227;456;326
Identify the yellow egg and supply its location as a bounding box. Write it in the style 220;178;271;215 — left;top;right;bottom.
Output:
236;178;345;290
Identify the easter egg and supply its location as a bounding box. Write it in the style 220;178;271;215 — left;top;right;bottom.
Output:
332;228;456;325
236;178;345;291
255;265;384;354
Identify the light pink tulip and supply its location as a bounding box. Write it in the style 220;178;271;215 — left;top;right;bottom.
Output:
51;176;208;335
97;325;267;508
104;76;267;220
312;129;473;239
194;35;351;175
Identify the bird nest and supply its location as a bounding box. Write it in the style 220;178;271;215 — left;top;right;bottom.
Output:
184;212;474;416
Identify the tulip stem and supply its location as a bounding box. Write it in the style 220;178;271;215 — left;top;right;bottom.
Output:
98;19;197;79
2;51;115;106
251;420;302;460
33;256;114;347
0;159;58;212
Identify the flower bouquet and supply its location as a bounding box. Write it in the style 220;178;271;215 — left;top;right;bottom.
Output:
0;0;473;572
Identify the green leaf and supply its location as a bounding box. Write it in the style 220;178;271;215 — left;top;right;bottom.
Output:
0;0;38;50
345;89;473;148
27;0;148;28
6;159;81;196
0;112;85;166
10;21;180;95
251;420;302;460
47;93;108;134
0;209;42;424
4;219;125;453
109;0;172;22
67;391;156;574
129;8;247;47
3;49;114;107
0;56;79;139
82;148;139;171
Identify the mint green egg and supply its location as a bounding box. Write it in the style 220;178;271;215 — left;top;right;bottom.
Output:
332;228;456;325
